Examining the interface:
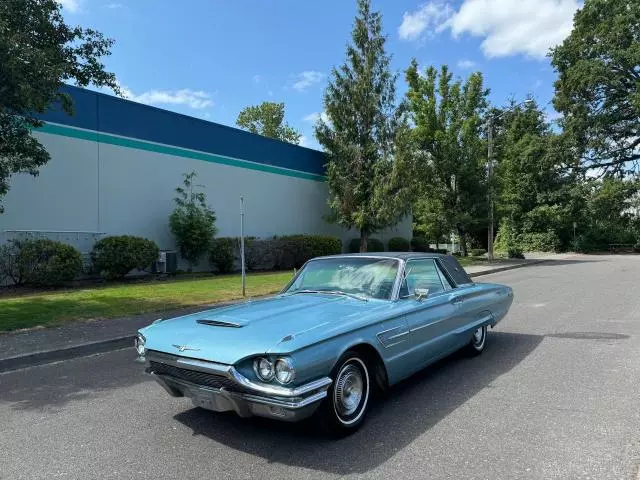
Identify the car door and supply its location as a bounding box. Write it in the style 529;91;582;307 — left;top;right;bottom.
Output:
397;258;460;373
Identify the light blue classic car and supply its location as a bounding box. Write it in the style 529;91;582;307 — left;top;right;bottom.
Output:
135;253;513;434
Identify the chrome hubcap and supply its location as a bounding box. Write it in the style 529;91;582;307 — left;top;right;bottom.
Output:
473;327;484;345
334;364;364;417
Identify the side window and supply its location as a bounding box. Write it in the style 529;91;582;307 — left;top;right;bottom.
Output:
400;259;446;298
435;261;453;290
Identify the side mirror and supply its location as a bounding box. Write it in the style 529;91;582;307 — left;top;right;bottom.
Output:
414;288;429;300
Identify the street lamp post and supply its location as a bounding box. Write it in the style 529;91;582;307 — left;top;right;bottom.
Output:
486;99;534;263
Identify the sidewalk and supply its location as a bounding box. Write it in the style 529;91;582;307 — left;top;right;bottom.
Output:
0;252;573;372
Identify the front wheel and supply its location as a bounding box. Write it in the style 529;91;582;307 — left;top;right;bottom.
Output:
465;325;487;356
315;351;371;435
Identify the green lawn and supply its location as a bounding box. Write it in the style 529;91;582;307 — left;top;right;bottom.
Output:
456;256;488;267
0;271;294;332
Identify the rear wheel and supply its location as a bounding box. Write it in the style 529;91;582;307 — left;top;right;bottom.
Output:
315;351;371;435
465;325;487;356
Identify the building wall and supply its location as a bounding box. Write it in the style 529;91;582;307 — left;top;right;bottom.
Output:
0;86;412;262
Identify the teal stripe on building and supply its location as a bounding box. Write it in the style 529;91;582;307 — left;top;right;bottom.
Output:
38;123;326;182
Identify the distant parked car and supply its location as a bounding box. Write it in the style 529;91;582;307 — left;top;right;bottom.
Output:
135;253;513;434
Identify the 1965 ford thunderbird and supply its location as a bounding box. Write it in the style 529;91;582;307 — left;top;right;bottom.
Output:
135;253;513;433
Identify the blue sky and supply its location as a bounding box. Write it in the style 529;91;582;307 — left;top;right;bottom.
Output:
57;0;580;149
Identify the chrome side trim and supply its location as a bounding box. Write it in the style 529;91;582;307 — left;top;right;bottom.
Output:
228;367;332;398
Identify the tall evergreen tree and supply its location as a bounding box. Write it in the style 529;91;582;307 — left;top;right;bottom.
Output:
315;0;411;252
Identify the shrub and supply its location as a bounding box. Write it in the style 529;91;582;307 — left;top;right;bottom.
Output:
275;235;342;269
245;238;275;271
348;237;384;253
469;248;487;257
0;241;22;285
388;237;410;252
8;239;83;286
507;248;525;259
91;235;159;279
210;237;236;273
518;230;561;252
410;237;433;253
494;219;519;253
433;248;448;254
169;172;217;270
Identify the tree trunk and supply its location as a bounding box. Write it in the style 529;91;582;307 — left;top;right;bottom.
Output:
359;230;368;253
457;225;468;257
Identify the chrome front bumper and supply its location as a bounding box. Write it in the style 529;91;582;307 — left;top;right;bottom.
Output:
143;350;331;422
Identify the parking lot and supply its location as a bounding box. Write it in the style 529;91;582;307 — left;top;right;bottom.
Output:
1;255;639;479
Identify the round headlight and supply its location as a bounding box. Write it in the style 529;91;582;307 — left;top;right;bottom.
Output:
274;358;295;384
253;357;275;382
134;334;146;356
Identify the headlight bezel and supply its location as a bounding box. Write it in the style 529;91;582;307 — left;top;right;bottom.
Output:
253;357;275;382
274;357;295;385
134;333;146;356
253;356;295;384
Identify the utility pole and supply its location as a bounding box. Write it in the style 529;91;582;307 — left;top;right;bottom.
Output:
487;115;494;263
240;196;246;297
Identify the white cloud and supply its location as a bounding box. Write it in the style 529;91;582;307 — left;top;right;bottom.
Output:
398;1;453;41
449;0;580;59
105;3;124;8
399;0;580;59
117;83;214;110
457;59;477;69
292;71;325;92
268;90;274;97
303;111;329;124
57;0;81;12
299;135;309;147
252;74;262;84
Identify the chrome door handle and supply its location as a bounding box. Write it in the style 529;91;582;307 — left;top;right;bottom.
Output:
450;296;463;305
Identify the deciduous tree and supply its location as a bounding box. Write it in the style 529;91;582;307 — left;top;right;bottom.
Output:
403;61;488;256
0;0;120;212
236;102;301;144
551;0;640;173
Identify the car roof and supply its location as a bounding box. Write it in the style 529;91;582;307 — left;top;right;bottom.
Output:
310;252;473;286
314;252;449;260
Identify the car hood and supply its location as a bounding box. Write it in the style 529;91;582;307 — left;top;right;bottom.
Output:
141;294;390;365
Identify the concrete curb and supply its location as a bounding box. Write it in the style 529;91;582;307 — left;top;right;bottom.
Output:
0;336;133;373
0;258;552;373
468;258;548;278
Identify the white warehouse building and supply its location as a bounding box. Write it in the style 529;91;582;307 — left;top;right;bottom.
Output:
0;86;412;265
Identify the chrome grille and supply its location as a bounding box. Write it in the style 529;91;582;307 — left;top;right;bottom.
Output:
149;361;247;393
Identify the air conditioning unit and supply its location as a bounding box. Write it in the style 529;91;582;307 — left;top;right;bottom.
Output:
152;251;177;274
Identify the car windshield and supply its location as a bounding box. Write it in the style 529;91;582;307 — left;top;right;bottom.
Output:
283;257;399;300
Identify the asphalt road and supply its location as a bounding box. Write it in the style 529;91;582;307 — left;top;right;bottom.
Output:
1;255;639;480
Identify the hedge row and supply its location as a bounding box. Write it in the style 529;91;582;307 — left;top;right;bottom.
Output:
0;235;162;287
91;236;159;280
0;239;83;287
210;234;343;272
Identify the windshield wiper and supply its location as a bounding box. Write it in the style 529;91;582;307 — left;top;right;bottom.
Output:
285;289;368;302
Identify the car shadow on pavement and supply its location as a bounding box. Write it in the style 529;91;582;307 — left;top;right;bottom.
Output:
174;331;543;476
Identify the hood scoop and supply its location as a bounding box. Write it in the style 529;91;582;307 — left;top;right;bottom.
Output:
197;319;242;328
